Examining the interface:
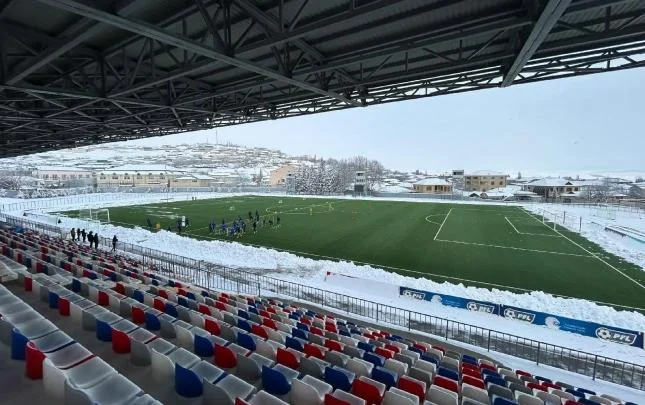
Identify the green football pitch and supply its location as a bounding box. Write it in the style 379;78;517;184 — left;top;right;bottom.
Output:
64;196;645;309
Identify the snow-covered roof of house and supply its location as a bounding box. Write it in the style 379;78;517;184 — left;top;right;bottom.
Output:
527;178;576;187
35;166;92;172
191;174;214;180
414;178;451;186
100;164;184;174
465;170;508;176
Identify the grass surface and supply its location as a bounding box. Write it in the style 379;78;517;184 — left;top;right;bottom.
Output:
63;196;645;308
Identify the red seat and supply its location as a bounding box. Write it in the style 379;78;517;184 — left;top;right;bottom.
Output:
434;375;459;393
215;301;226;311
132;307;145;324
300;318;312;326
310;327;324;336
259;310;270;318
235;398;252;405
59;297;71;316
153;298;165;312
214;344;236;369
324;394;351;405
461;367;481;379
24;276;32;291
413;343;427;353
251;324;269;340
325;323;338;333
479;363;497;372
528;383;547;392
384;344;401;354
324;340;344;353
204;319;221;336
112;330;131;353
158;290;168;299
198;304;211;316
564;401;583;405
262;318;277;330
398;375;426;403
515;369;531;377
432;345;445;354
351;379;382;405
461;362;480;372
462;374;485;389
304;343;325;359
542;382;561;390
114;283;125;294
276;348;300;370
25;342;45;379
97;291;109;306
177;288;187;296
375;347;395;359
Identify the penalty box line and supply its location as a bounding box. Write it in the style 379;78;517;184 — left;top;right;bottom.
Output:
434;238;594;258
504;216;563;237
521;208;645;291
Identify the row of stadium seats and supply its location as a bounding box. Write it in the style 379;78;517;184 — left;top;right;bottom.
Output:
0;224;641;405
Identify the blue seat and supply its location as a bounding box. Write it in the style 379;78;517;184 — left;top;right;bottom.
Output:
579;399;601;405
324;366;355;391
237;333;256;352
535;375;552;383
248;307;258;315
296;322;309;332
186;292;196;301
485;375;507;387
84;262;93;270
438;366;459;381
238;309;249;320
289;313;300;321
292;328;309;341
195;335;214;357
420;354;439;365
175;364;202;397
237;319;251;333
306;310;316;317
177;297;189;308
145;313;161;331
262;366;291;396
152;279;159;286
133;290;144;303
165;303;179;318
363;352;385;368
482;368;501;379
71;278;81;293
88;272;97;280
357;341;374;352
407;346;423;355
108;272;117;282
48;291;59;309
565;389;582;400
576;388;596;396
462;354;478;365
96;320;112;342
10;328;28;360
167;280;176;287
285;336;304;352
339;329;351;337
390;335;403;341
492;395;518;405
201;290;210;297
372;366;398;389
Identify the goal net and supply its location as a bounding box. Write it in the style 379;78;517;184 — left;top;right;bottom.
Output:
78;208;111;224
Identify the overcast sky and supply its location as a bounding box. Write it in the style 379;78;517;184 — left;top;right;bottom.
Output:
130;68;644;176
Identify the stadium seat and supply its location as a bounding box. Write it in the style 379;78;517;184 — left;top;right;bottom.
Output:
204;373;255;404
352;376;385;405
325;366;355;392
277;347;300;370
397;375;426;403
427;385;458;405
291;374;333;404
372;366;398;389
262;364;299;397
435;375;459;393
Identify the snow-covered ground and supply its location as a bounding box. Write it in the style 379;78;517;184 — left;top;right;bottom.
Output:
1;193;645;364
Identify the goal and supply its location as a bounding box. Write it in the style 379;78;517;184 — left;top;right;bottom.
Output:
78;208;111;224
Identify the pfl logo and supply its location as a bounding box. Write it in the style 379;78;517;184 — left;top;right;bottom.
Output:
431;295;443;304
503;308;536;323
467;302;496;314
402;289;425;300
595;328;637;345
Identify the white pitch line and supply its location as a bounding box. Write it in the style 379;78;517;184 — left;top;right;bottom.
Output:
435;238;594;258
504;216;520;234
521;208;645;291
434;208;452;240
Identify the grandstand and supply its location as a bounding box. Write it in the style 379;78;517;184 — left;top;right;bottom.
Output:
1;224;643;404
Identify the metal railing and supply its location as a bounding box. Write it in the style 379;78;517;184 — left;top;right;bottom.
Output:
1;213;644;390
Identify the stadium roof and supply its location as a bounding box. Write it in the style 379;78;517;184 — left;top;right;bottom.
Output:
1;0;645;158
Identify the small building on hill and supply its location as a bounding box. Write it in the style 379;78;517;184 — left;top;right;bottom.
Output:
170;174;214;187
413;178;452;194
96;164;185;187
269;165;297;187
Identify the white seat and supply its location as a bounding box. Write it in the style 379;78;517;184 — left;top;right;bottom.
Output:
415;359;437;375
189;310;205;328
384;358;408;376
250;390;289;405
383;387;418;405
516;392;544;405
461;398;488;405
204;372;256;405
427;386;458;405
290;375;333;405
588;396;612;405
441;357;459;370
43;355;114;400
152;347;198;382
65;372;142;405
175;325;194;351
549;390;575;402
535;391;561;405
462;384;489;404
330;389;366;405
257;338;281;360
346;357;374;378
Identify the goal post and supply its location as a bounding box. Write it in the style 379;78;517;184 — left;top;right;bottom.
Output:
78;208;110;224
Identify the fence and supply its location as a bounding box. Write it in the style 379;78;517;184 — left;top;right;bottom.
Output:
0;213;643;390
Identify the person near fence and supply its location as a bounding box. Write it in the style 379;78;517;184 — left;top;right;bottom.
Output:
81;229;86;244
93;232;99;249
112;235;118;252
87;231;93;245
70;228;76;242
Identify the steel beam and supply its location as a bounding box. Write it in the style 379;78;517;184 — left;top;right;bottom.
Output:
501;0;572;87
36;0;361;107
